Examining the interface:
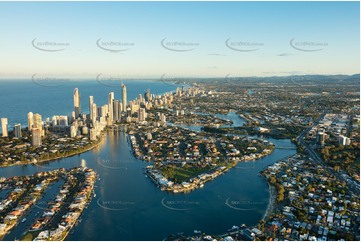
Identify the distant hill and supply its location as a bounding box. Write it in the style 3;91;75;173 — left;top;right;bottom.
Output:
164;74;360;85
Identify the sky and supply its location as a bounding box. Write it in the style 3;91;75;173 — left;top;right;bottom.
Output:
0;1;359;79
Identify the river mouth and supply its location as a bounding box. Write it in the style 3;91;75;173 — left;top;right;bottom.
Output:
0;129;296;241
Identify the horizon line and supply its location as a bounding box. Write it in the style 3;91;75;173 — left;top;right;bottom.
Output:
0;73;359;81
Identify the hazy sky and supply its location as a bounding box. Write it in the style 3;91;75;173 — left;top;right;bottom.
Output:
0;1;359;78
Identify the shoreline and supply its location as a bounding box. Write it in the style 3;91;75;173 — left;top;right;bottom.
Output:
0;133;106;169
262;179;277;221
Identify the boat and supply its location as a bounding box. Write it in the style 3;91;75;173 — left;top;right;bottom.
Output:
200;184;204;188
93;193;96;198
21;218;26;223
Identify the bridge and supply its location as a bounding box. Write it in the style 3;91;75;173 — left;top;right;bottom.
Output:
107;125;126;132
275;146;296;150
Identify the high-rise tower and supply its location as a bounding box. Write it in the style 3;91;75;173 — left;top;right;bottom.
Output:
89;96;94;121
108;92;114;123
1;118;8;137
32;128;42;146
122;83;127;112
74;88;81;117
28;112;34;131
14;124;21;138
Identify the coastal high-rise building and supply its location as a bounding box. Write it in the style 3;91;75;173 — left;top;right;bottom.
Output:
122;83;127;112
131;104;140;114
52;115;68;127
74;88;81;117
1;118;8;137
113;100;120;122
33;113;43;129
100;105;108;120
14;124;21;138
27;112;34;131
70;125;77;138
45;117;50;126
89;96;94;121
32;128;42;146
89;128;97;141
139;108;146;122
126;107;131;117
91;103;98;125
118;101;123;114
33;113;44;137
176;87;181;97
138;94;143;103
97;106;103;119
108;92;114;123
145;89;152;101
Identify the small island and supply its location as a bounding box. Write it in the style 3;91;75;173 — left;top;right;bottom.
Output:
128;111;275;193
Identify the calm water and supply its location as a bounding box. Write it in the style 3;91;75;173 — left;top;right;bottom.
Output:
0;80;296;240
214;112;246;127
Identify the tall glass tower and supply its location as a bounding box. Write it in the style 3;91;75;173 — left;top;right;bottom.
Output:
122;83;127;112
74;88;81;117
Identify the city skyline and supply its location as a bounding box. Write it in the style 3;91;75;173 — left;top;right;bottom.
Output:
0;1;359;78
0;78;358;241
0;1;359;241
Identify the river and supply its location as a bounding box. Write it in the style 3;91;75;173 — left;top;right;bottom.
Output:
1;130;296;240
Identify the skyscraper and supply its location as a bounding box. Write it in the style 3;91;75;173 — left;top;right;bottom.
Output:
1;118;8;137
33;113;44;136
113;100;120;122
91;103;97;125
14;124;21;138
118;101;123;113
122;83;127;112
33;114;43;129
70;125;77;138
108;92;114;123
89;96;94;121
145;89;152;101
74;88;81;117
28;112;34;131
139;108;146;122
32;128;42;146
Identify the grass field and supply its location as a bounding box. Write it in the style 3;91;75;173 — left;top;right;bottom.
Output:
161;166;211;183
21;231;36;241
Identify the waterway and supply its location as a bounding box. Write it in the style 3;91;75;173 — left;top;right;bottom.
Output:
0;131;296;240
